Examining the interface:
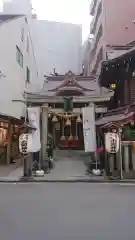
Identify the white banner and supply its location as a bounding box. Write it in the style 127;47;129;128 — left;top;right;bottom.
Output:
82;104;96;152
28;107;41;152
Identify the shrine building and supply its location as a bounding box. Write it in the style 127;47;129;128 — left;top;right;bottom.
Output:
25;70;114;159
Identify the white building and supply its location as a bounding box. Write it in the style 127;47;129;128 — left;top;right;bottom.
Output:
0;1;83;118
0;14;38;118
2;0;32;15
82;37;92;76
31;20;82;82
2;1;82;84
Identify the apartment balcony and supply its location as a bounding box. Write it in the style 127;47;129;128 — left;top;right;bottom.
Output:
90;24;103;60
90;0;102;34
90;0;98;16
91;47;103;74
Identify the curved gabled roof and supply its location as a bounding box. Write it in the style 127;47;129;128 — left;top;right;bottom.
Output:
25;71;114;100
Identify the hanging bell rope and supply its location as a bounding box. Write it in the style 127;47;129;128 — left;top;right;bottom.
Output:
76;115;82;123
60;118;65;140
52;115;58;123
65;118;71;126
68;124;73;141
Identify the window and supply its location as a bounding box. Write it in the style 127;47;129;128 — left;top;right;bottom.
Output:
27;36;29;53
92;47;103;74
16;46;23;67
26;67;30;83
21;28;24;42
90;25;103;62
90;2;102;34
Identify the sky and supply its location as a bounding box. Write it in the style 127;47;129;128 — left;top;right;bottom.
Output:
1;0;92;42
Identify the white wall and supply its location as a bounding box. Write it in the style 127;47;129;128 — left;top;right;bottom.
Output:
31;20;82;83
0;16;38;118
82;38;92;75
3;0;32;15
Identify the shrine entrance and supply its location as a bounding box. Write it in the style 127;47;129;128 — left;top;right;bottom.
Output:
25;70;113;161
48;111;84;150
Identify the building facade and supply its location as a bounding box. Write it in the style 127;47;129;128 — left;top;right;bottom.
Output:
31;20;82;85
0;14;38;118
2;1;83;87
82;38;92;76
2;0;32;15
89;0;135;74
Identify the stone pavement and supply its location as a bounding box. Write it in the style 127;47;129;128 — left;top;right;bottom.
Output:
37;149;94;181
0;150;104;182
0;165;18;177
36;158;90;181
0;150;135;183
0;166;23;181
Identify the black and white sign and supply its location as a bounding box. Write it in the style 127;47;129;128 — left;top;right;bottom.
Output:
105;132;119;153
19;134;28;154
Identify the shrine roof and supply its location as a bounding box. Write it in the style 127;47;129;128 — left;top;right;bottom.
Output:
99;45;135;86
25;71;114;101
96;104;135;126
96;112;134;126
102;45;135;66
30;71;111;95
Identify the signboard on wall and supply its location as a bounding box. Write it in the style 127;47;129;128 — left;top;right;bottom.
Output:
82;104;96;152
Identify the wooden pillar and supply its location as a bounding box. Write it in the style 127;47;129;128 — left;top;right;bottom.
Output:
41;104;48;163
6;122;12;165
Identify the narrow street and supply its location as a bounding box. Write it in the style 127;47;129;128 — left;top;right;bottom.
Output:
0;182;135;240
